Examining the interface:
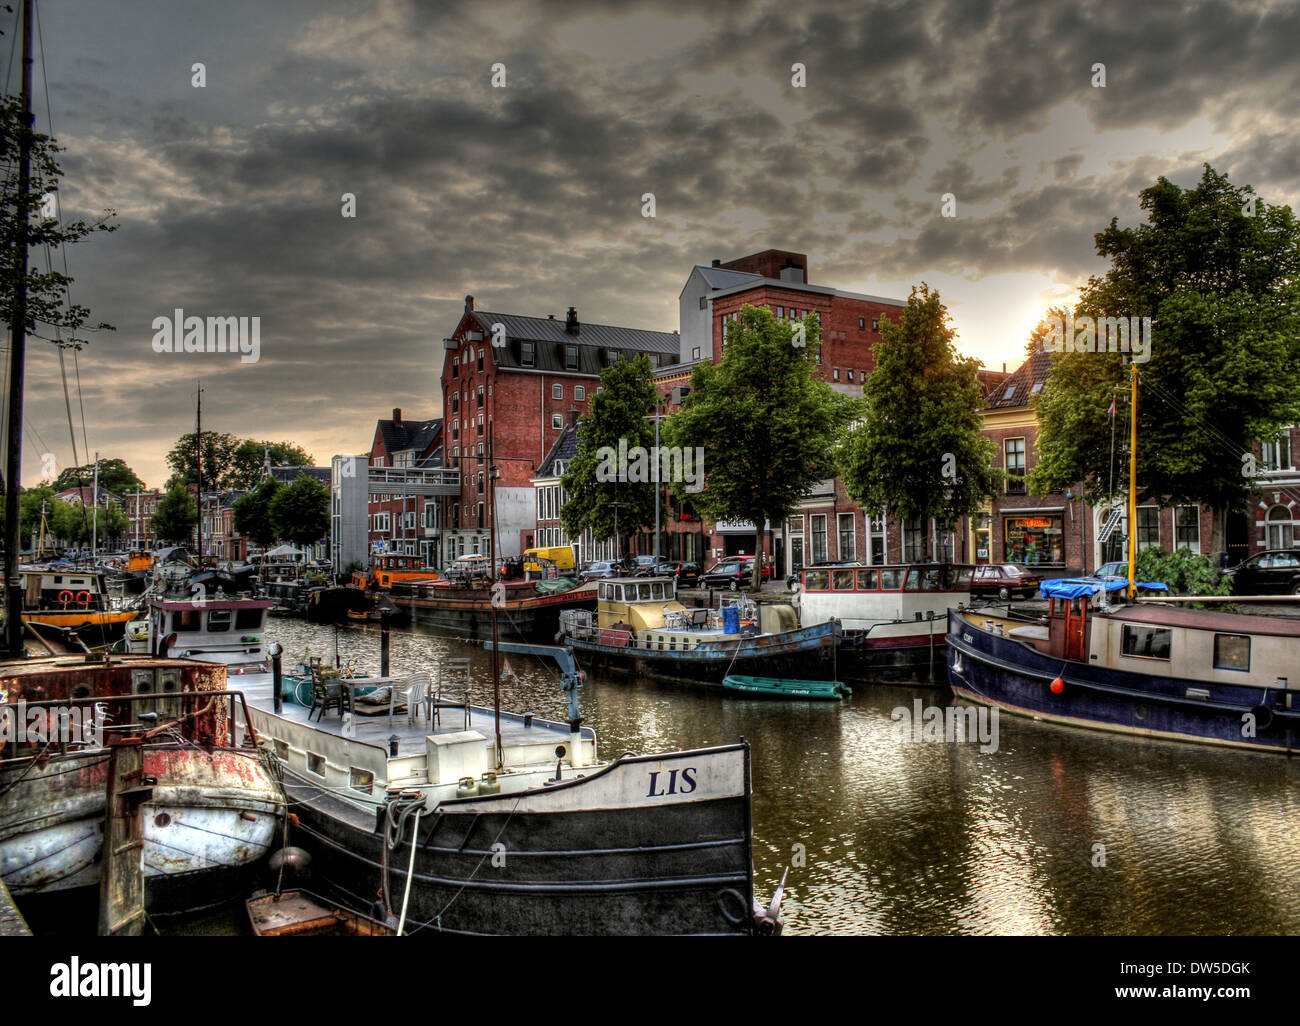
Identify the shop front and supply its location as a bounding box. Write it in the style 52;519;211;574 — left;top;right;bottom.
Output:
1003;513;1065;567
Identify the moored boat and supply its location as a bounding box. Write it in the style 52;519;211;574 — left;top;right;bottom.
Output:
722;674;851;700
559;576;839;687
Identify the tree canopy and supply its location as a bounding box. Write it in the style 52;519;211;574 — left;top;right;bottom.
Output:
560;353;659;557
232;477;282;548
268;475;329;547
664;306;855;589
52;457;145;495
839;284;1000;550
152;483;198;545
1030;165;1300;555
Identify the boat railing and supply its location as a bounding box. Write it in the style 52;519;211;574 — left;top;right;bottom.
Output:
0;688;261;762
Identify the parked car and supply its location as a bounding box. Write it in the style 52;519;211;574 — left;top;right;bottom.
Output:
637;560;700;587
736;555;774;581
579;560;618;582
970;563;1042;600
1222;549;1300;596
1095;561;1128;579
701;560;749;589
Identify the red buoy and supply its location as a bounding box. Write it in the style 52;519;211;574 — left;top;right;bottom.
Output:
1050;676;1065;695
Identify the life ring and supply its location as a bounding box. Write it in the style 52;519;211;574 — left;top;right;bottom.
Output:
58;590;74;605
76;591;91;606
1250;704;1274;731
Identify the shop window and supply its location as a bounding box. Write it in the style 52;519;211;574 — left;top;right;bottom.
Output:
1003;515;1064;565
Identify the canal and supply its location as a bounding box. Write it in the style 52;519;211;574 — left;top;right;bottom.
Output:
255;616;1300;936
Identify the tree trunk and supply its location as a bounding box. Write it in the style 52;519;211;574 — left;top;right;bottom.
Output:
752;525;764;591
1210;507;1227;566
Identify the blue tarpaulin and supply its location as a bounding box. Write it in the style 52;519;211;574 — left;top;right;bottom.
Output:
1040;577;1169;600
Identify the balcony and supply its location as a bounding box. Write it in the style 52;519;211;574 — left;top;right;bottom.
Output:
366;467;461;496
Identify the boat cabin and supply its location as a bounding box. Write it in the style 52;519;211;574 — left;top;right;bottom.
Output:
146;595;273;675
21;568;111;612
355;554;439;590
798;563;974;630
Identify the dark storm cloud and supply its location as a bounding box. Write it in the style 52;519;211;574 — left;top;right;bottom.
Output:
18;0;1300;486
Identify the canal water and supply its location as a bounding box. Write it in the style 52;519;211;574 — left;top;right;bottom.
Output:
252;616;1300;936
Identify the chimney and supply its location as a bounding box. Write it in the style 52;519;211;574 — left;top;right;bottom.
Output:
392;408;402;425
464;294;474;312
565;407;580;429
711;259;721;266
565;306;580;336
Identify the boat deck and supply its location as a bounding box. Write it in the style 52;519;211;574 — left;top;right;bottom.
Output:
236;672;589;751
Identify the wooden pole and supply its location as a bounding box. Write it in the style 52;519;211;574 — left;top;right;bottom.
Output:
1126;363;1138;600
99;737;153;936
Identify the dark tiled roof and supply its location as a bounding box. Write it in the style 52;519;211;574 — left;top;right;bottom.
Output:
984;349;1053;410
377;417;442;458
536;425;579;478
417;445;443;469
470;312;678;376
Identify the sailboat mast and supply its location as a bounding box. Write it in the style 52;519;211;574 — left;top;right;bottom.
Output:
196;381;203;558
3;0;34;659
489;419;502;769
1126;362;1138;600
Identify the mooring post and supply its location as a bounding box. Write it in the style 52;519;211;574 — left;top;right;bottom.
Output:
270;642;283;715
99;737;154;937
380;608;391;678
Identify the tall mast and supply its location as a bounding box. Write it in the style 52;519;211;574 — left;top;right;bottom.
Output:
489;419;502;769
1126;362;1138;600
195;381;203;558
3;0;34;658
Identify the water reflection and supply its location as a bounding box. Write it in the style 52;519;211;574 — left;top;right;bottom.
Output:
264;618;1300;936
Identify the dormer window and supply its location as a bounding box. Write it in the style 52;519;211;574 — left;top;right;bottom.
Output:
565;345;578;370
521;341;535;367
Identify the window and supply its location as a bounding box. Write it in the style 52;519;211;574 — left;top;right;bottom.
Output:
1004;515;1064;565
1121;624;1172;660
552;383;563;400
404;511;417;529
833;368;840;381
552;413;562;429
868;515;886;565
565;345;578;370
810;515;828;564
848;370;855;382
832;569;855;590
1137;506;1160;552
871;318;879;331
477;386;484;408
776;306;784;318
1265;505;1295;549
424;502;437;529
1213;634;1250;671
692;347;701;360
903;516;924;562
1004;438;1026;493
699;295;707;310
374;512;390;532
856;568;878;589
837;513;856;561
452;356;459;378
804;569;829;591
858;317;865;330
1175;506;1200;552
879;568;904;589
1263;432;1293;472
575;386;585;401
521;341;535;367
477;413;484;436
451;393;459;413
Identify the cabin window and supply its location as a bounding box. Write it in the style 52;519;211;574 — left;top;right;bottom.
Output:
307;752;326;777
206;609;232;632
174;609;202;632
615;586;625;602
1213;634;1250;672
598;583;608;600
652;582;665;600
832;569;855;591
273;739;289;762
638;583;651;600
804;569;830;591
1121;624;1172;660
879;568;905;590
856;568;878;589
235;608;263;630
349;767;375;795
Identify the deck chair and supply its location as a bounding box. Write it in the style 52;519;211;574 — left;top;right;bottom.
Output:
405;671;434;726
432;658;472;730
307;668;351;722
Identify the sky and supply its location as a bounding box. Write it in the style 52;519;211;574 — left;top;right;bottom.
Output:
7;0;1299;488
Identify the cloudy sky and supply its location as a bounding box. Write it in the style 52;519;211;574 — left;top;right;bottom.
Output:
10;0;1299;488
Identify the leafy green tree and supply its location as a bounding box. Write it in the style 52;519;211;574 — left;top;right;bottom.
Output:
838;285;999;558
269;475;329;548
664;306;856;590
1031;165;1300;556
233;477;282;548
50;498;87;545
152;483;198;545
229;440;313;490
165;431;242;489
53;458;145;496
560;354;659;559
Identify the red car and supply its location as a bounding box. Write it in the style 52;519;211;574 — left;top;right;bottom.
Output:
970;563;1042;600
737;555;773;581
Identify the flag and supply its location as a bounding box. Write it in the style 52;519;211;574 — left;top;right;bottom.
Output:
1107;398;1116;422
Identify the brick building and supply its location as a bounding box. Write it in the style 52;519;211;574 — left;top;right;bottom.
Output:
438;296;678;561
366;410;442;563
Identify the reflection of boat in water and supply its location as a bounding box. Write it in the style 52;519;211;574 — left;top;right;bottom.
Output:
233;641;775;935
560;577;838;687
796;563;974;684
0;655;284;913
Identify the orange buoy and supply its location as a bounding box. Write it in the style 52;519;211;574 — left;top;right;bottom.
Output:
58;590;74;605
1050;676;1065;695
